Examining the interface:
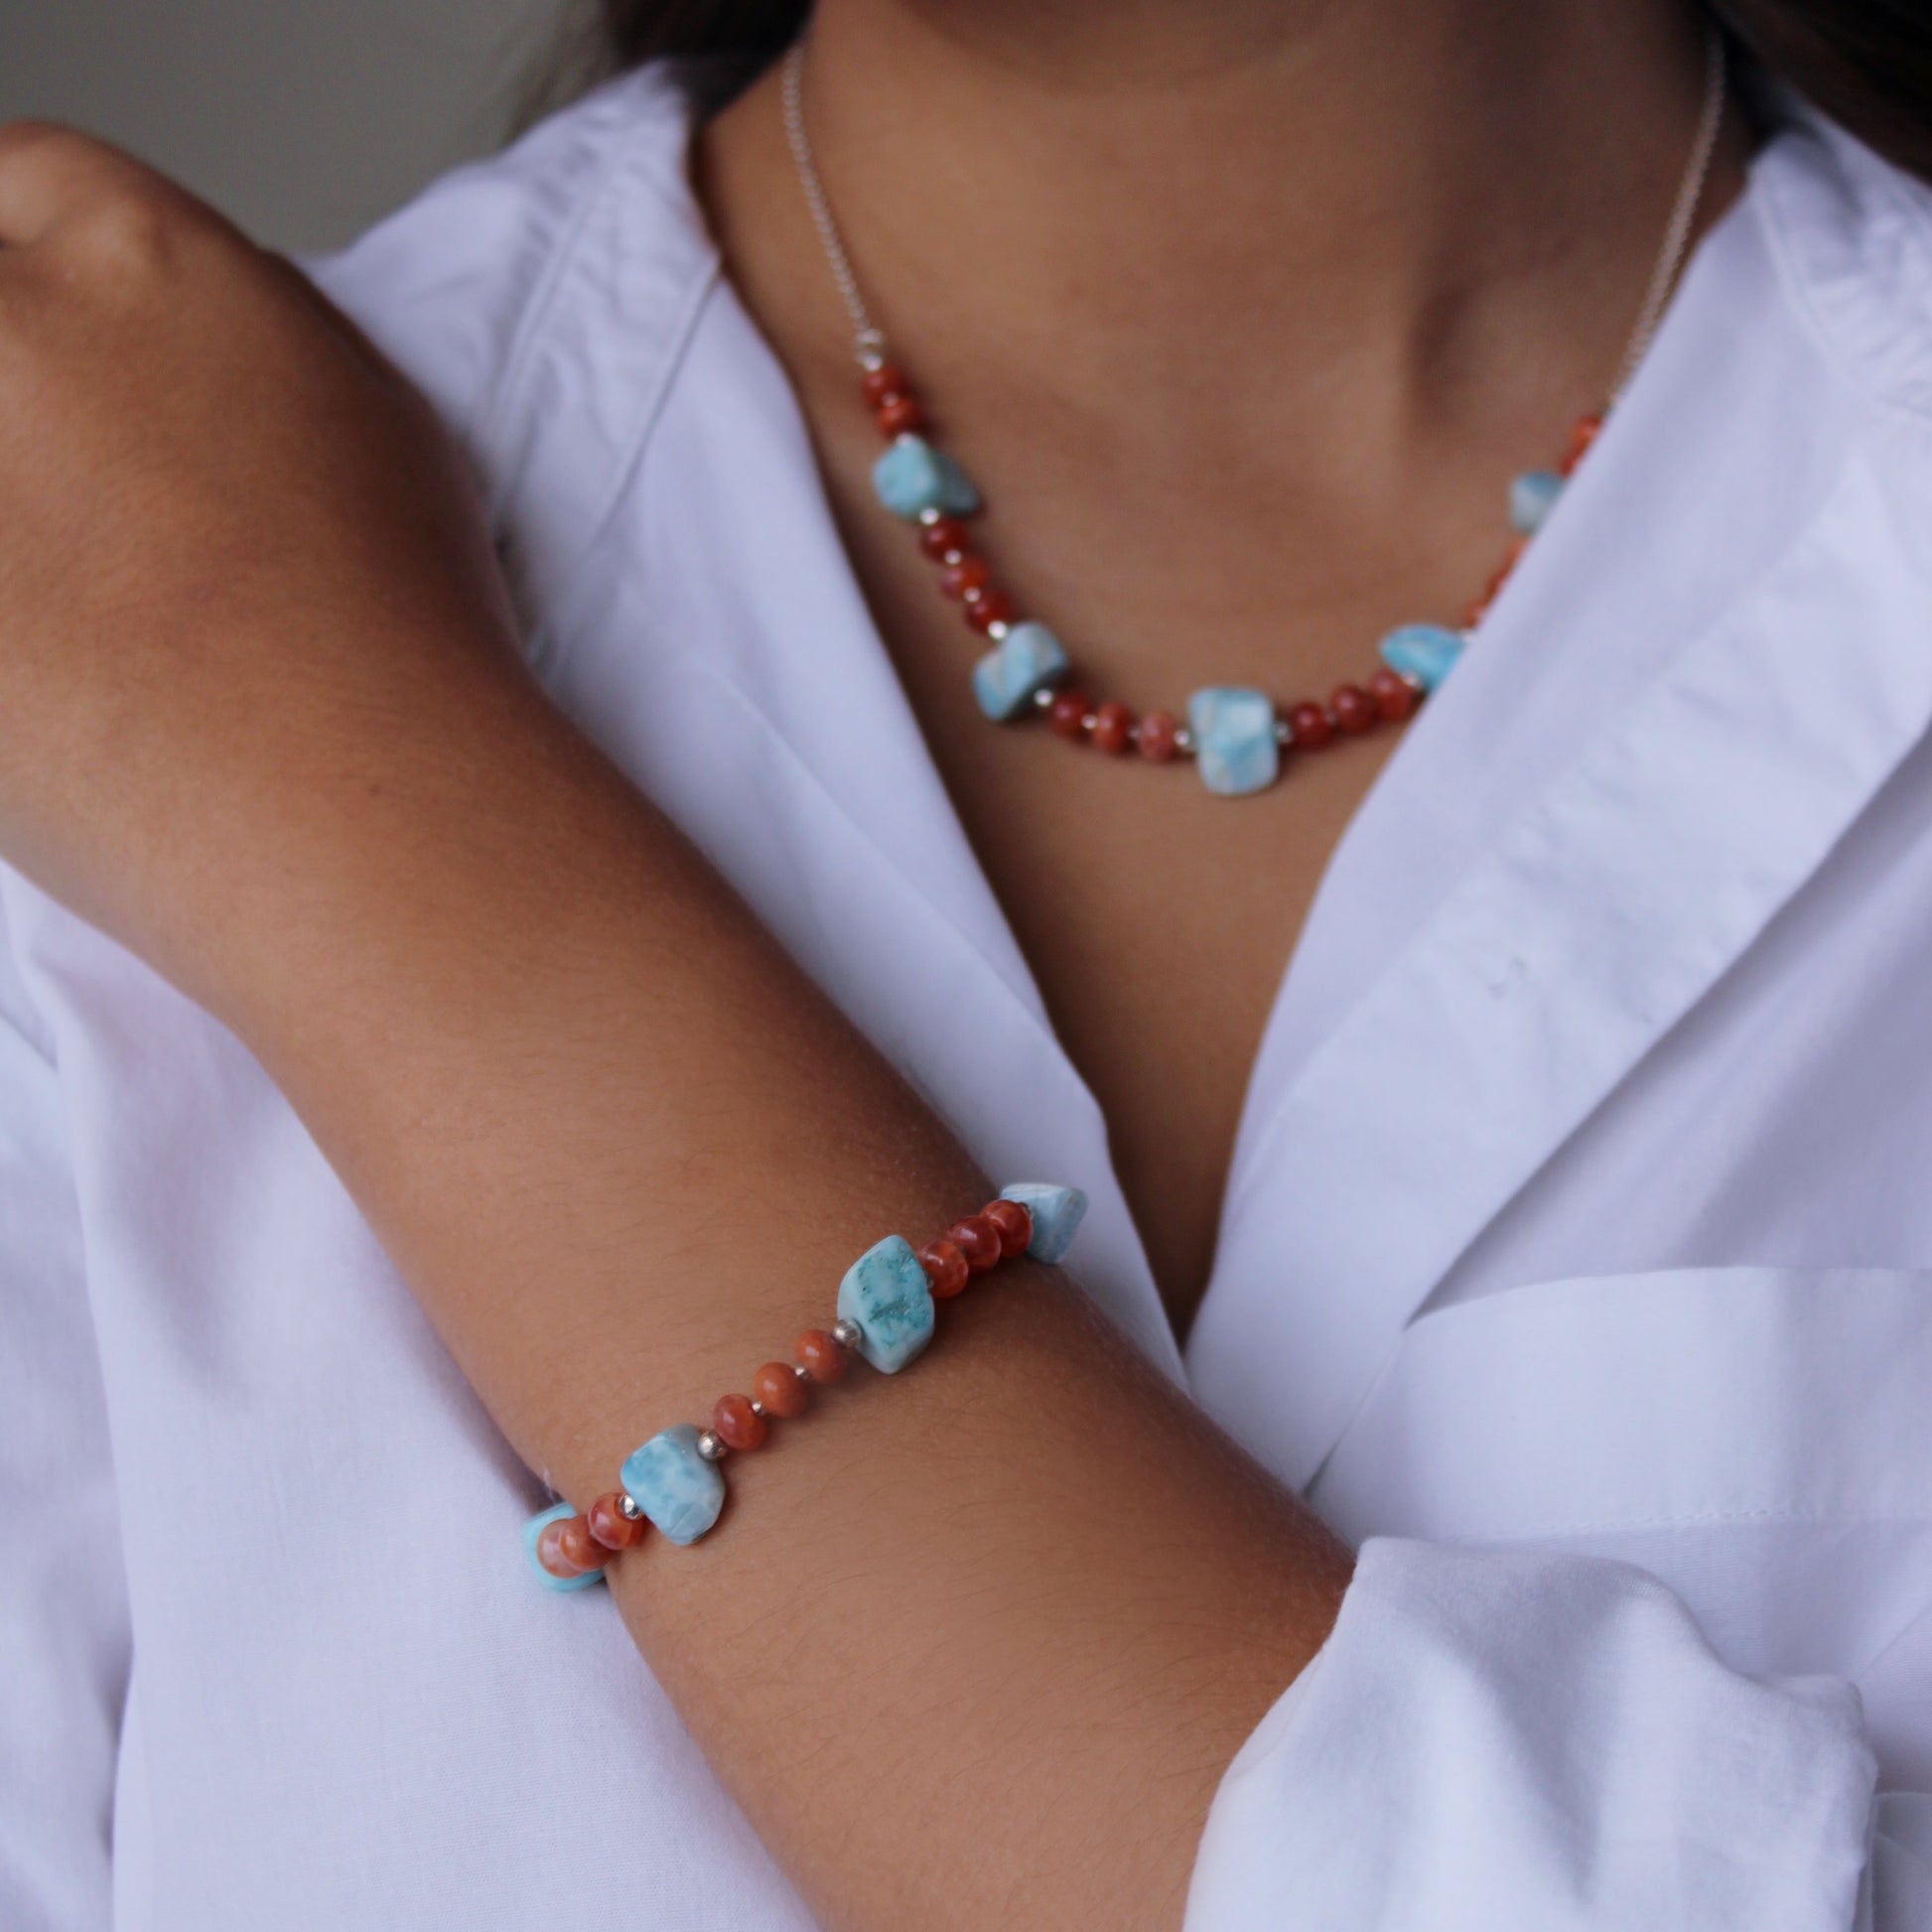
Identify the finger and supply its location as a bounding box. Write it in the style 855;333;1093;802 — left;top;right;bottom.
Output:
0;120;197;248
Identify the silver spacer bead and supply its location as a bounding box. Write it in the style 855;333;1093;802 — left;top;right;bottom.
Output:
984;620;1011;642
918;506;942;526
1274;717;1296;746
696;1430;728;1462
748;1399;769;1421
792;1361;812;1384
1173;727;1196;757
1032;685;1057;712
832;1316;864;1351
619;1493;643;1521
1401;669;1428;694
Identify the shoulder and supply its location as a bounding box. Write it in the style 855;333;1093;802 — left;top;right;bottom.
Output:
304;65;711;476
1752;95;1932;425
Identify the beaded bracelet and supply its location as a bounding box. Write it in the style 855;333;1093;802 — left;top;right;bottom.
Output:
523;1180;1088;1590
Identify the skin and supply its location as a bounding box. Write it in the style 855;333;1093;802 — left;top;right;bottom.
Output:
0;4;1748;1926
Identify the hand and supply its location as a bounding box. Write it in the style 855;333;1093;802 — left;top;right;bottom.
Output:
0;123;524;992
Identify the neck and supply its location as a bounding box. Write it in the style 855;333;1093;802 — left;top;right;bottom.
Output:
724;0;1741;444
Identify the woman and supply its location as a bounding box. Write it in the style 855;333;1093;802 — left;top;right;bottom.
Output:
0;0;1927;1924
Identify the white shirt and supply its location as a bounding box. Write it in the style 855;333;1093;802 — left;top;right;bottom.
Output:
2;63;1929;1931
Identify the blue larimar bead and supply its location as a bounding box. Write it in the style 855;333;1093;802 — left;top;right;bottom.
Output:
997;1182;1089;1265
1509;469;1565;535
1378;623;1466;692
524;1500;606;1592
872;436;981;520
972;621;1069;721
621;1424;726;1546
836;1234;935;1375
1187;687;1280;797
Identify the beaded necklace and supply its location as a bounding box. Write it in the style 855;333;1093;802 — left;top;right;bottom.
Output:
781;30;1728;795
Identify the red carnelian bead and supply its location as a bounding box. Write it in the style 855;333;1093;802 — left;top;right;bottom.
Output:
1560;413;1602;476
1331;684;1378;735
983;1198;1033;1258
1138;709;1179;761
941;555;991;600
795;1327;848;1384
557;1515;607;1574
919;1238;971;1299
1048;691;1092;740
949;1215;1004;1273
588;1492;647;1552
713;1392;768;1451
919;516;972;562
877;395;925;437
1369;667;1419;722
964;590;1017;633
861;364;909;408
755;1360;809;1419
536;1519;586;1579
1462;598;1491;630
1090;701;1135;756
1288;701;1331;750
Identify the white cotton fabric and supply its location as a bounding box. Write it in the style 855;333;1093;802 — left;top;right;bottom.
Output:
3;61;1932;1930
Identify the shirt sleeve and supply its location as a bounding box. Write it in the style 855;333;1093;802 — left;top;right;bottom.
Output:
1185;1538;1878;1932
0;883;128;1929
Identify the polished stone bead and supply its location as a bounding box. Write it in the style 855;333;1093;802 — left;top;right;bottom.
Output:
1137;709;1179;761
997;1182;1089;1265
525;1500;607;1592
1047;690;1092;740
877;395;925;437
836;1233;936;1374
1288;701;1331;750
860;364;909;408
872;436;981;519
588;1491;647;1551
983;1198;1033;1258
1090;701;1135;756
1369;667;1419;721
620;1424;727;1546
949;1215;1004;1273
1186;687;1280;796
754;1360;809;1418
1509;468;1565;534
713;1392;768;1451
1378;623;1466;692
795;1328;848;1384
918;1238;971;1300
1330;683;1377;735
971;621;1069;721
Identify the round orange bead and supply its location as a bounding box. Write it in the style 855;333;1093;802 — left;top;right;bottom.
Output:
1047;691;1092;741
919;516;971;562
1288;701;1331;750
1138;709;1179;761
861;364;909;408
983;1198;1033;1258
536;1519;584;1579
949;1215;1004;1273
557;1514;607;1574
795;1328;848;1384
713;1392;768;1451
1560;413;1602;476
588;1491;647;1551
1090;701;1135;756
941;555;991;600
755;1360;809;1419
918;1237;971;1299
964;590;1017;633
877;394;925;437
1331;683;1377;735
1369;667;1419;722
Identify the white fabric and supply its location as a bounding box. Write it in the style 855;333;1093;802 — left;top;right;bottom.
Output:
3;63;1932;1929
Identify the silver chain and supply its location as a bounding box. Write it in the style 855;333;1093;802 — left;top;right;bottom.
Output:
782;26;1727;401
1611;21;1728;400
780;42;886;367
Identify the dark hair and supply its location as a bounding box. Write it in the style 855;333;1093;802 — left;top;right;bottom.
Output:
562;0;1932;176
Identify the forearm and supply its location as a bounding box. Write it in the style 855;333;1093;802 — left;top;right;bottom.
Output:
205;668;1351;1931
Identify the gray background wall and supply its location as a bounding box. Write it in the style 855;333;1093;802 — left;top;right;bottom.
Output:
0;0;570;252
